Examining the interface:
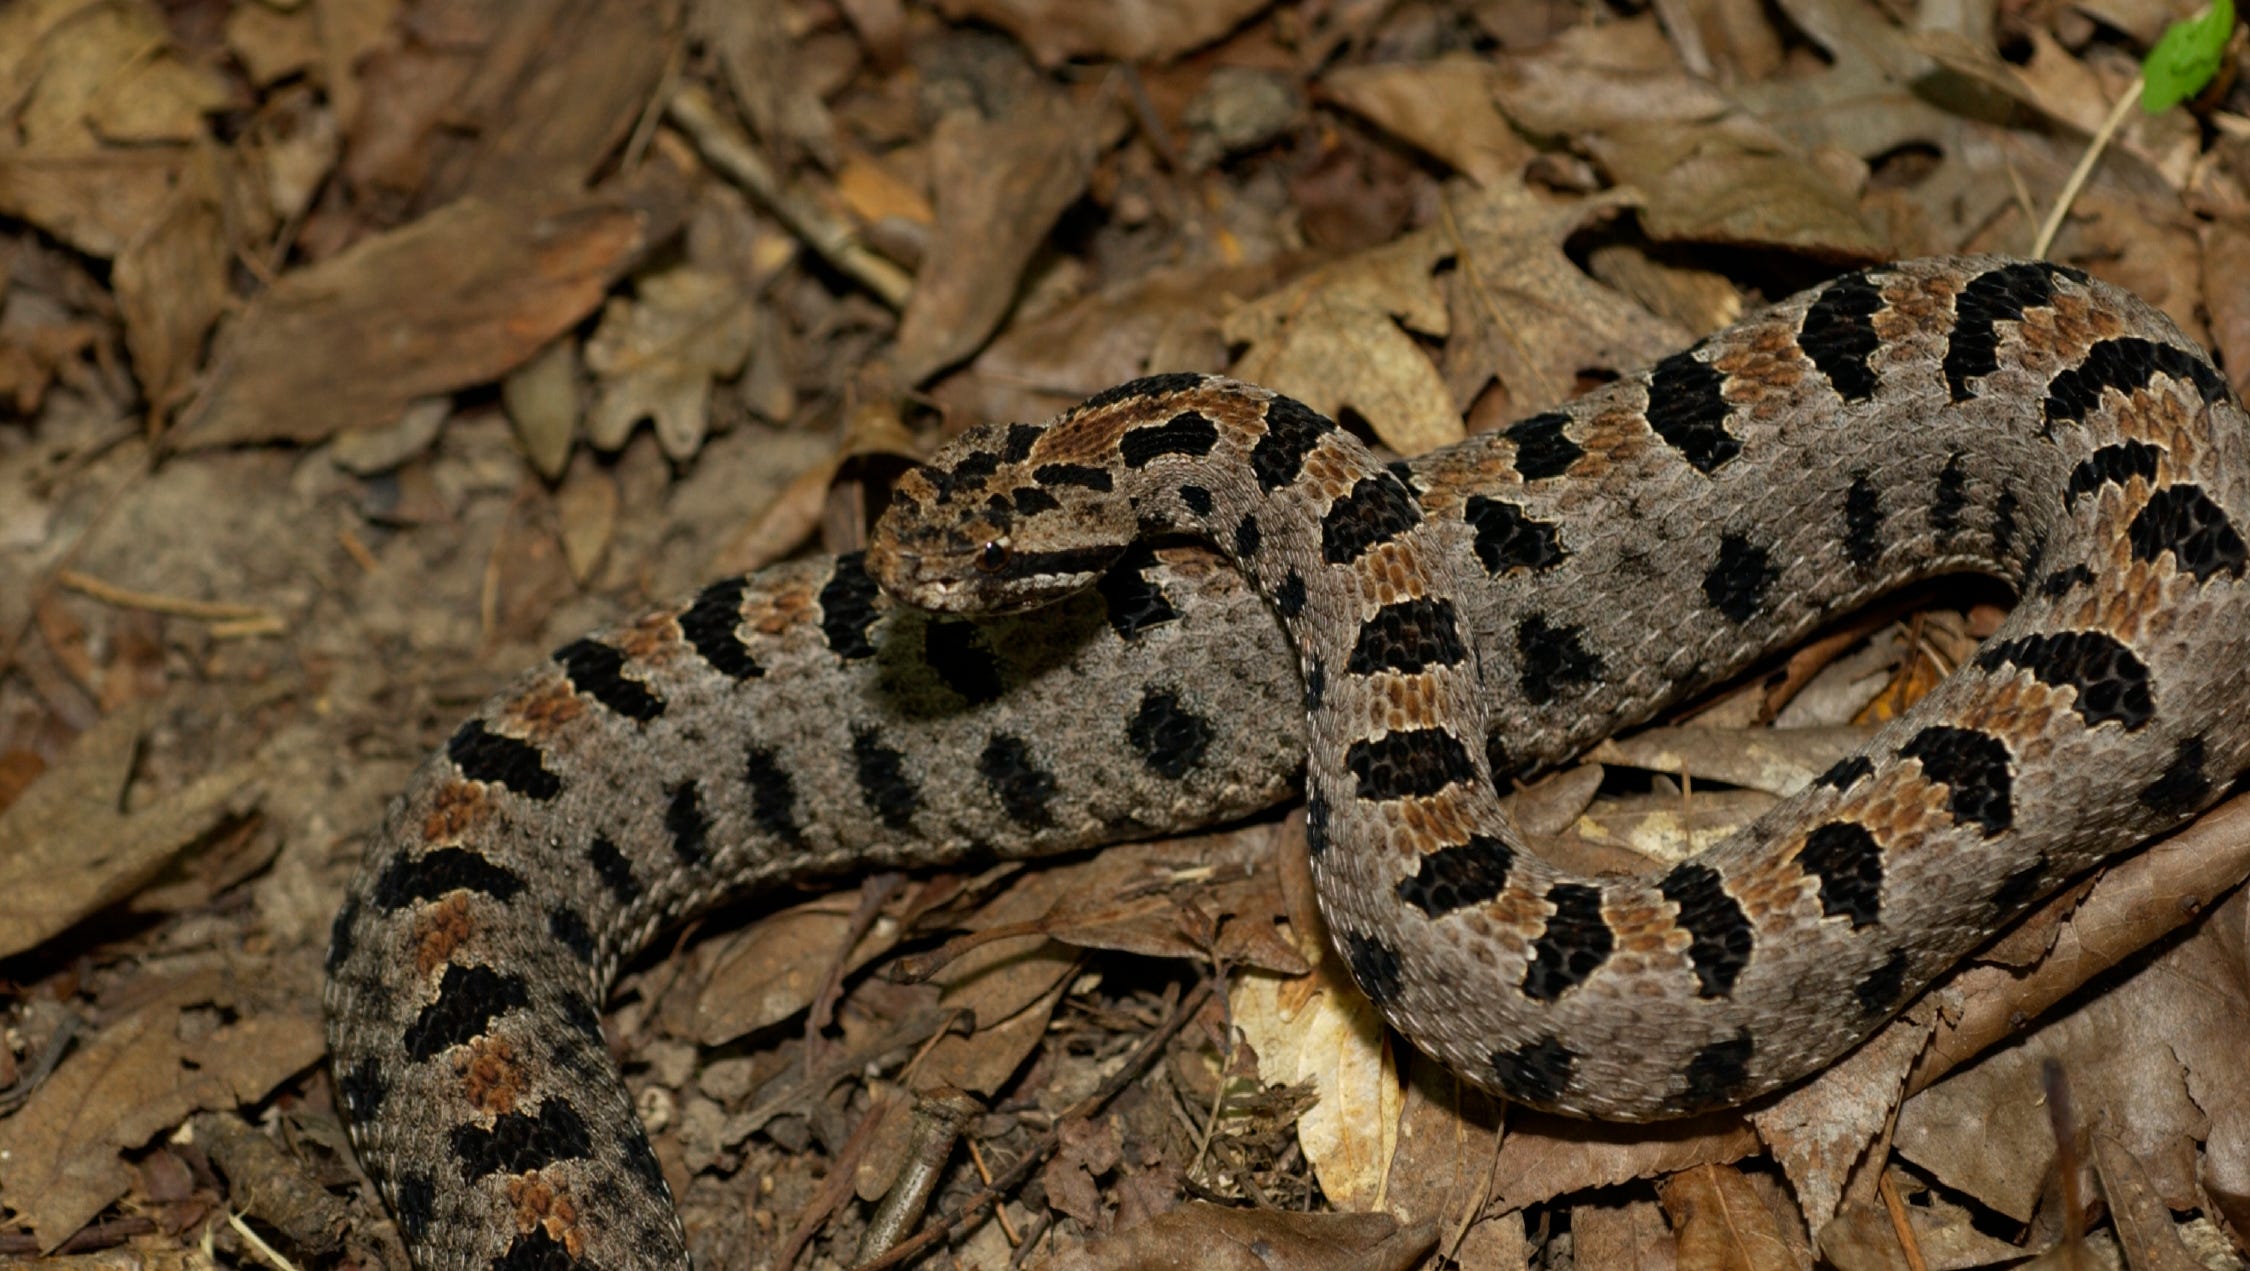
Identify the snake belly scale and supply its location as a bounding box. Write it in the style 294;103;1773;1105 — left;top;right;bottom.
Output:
326;256;2250;1270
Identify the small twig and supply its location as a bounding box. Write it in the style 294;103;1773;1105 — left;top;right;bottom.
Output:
1876;1168;1931;1271
806;872;907;1073
2032;74;2143;258
665;84;913;310
850;979;1217;1271
53;568;283;630
226;1210;300;1271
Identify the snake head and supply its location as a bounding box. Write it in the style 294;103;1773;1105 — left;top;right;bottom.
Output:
870;420;1135;615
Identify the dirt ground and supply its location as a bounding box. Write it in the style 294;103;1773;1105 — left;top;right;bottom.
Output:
5;0;2250;1268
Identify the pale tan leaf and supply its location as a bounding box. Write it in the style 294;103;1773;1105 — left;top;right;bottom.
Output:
1232;945;1402;1210
1223;232;1459;455
1321;57;1532;188
585;265;758;460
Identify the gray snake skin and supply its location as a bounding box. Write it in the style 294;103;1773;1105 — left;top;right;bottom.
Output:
327;257;2250;1269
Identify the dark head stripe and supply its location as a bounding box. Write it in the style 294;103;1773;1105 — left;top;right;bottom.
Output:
1033;462;1114;492
1072;372;1211;413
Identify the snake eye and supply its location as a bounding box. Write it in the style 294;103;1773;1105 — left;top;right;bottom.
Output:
976;539;1011;573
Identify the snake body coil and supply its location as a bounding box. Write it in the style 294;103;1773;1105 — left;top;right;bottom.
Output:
328;257;2250;1269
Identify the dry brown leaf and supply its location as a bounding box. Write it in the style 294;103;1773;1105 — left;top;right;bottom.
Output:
1750;1003;1936;1236
1895;884;2250;1224
1025;831;1308;976
1224;232;1459;455
1039;1201;1429;1271
890;99;1107;384
2203;219;2250;401
1380;1053;1509;1246
1321;57;1532;189
111;154;228;418
903;856;1118;1098
689;893;905;1045
0;701;261;961
1574;1195;1679;1271
1438;180;1693;421
1817;1174;2032;1270
708;395;920;576
699;0;841;169
946;261;1283;427
418;0;678;207
0;973;326;1250
1585;242;1747;337
1906;798;2250;1103
1490;1110;1758;1212
929;0;1273;66
1658;1164;1799;1271
554;456;619;584
1591;116;1884;258
2091;1132;2213;1271
9;1;236;148
585;265;758;460
226;3;322;86
174;179;681;448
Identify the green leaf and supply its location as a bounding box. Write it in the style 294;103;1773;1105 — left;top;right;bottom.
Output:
2142;0;2236;113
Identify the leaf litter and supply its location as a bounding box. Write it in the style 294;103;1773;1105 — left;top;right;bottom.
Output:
3;1;2250;1268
